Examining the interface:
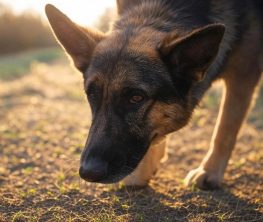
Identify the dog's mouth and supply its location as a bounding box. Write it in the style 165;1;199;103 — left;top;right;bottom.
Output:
79;147;147;184
79;139;152;184
79;163;137;184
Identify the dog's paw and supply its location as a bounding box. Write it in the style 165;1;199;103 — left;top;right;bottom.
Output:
184;167;222;190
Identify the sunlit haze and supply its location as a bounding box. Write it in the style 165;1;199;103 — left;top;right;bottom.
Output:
0;0;116;26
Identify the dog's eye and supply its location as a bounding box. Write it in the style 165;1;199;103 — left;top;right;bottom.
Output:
129;95;144;104
86;83;101;103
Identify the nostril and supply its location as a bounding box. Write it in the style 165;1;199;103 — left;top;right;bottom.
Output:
79;158;108;182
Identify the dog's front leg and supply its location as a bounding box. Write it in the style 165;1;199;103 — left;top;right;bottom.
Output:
185;64;261;190
122;138;167;186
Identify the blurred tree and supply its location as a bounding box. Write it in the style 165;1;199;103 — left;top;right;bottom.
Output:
0;2;11;15
0;4;56;55
95;7;117;32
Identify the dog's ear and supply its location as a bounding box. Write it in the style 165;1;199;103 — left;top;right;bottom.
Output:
45;4;105;73
117;0;142;14
159;24;225;82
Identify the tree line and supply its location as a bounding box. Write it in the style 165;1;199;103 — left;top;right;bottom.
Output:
0;4;56;55
0;4;116;56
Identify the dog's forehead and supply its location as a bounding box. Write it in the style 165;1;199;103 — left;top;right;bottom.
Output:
84;29;168;91
88;50;151;80
91;28;161;70
87;49;141;87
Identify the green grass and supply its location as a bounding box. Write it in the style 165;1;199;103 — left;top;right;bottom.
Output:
0;47;64;80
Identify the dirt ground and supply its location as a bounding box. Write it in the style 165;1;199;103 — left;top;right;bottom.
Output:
0;61;262;222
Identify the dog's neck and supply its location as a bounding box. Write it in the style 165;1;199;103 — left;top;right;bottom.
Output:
114;0;211;32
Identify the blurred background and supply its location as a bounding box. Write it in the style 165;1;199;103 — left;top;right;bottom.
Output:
0;0;116;80
0;1;262;221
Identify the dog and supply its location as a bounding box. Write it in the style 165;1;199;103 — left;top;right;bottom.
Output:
45;0;263;190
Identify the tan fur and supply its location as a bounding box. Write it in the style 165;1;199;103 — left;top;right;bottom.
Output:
127;28;165;53
148;102;190;138
122;138;167;186
122;100;188;186
46;3;263;189
45;4;105;72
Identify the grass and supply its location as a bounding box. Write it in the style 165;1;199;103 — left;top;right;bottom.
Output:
0;61;262;221
0;47;64;80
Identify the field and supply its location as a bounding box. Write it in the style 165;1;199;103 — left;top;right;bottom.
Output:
0;49;262;221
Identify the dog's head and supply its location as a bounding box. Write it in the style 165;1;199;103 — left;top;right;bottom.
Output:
45;4;224;183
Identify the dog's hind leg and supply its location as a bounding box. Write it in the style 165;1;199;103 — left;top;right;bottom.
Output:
185;60;261;190
122;138;167;186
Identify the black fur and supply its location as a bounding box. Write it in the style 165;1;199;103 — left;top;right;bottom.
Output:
46;1;263;184
78;0;263;183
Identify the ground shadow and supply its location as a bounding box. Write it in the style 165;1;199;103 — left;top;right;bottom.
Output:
1;183;262;222
111;186;263;222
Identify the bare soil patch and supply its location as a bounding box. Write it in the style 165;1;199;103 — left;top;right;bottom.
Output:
0;62;262;222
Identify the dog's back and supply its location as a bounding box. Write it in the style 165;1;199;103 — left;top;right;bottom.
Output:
116;0;263;94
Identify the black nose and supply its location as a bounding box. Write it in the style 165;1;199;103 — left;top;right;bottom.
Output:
79;158;108;182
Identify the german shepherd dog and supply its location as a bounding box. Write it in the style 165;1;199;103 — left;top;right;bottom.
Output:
45;0;263;190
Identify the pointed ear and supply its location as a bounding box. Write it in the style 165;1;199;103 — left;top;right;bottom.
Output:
117;0;142;14
45;4;106;73
159;24;225;82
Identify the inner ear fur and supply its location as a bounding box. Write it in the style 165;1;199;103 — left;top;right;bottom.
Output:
159;24;225;82
45;4;106;73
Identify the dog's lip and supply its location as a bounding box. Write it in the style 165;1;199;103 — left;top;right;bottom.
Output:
90;172;127;184
79;164;132;184
79;143;151;184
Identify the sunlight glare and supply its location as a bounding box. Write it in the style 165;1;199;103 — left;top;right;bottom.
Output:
0;0;116;26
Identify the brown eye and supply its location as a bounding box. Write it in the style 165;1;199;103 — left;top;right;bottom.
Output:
130;95;144;104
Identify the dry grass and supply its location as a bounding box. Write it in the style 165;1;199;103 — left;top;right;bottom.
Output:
0;61;262;222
